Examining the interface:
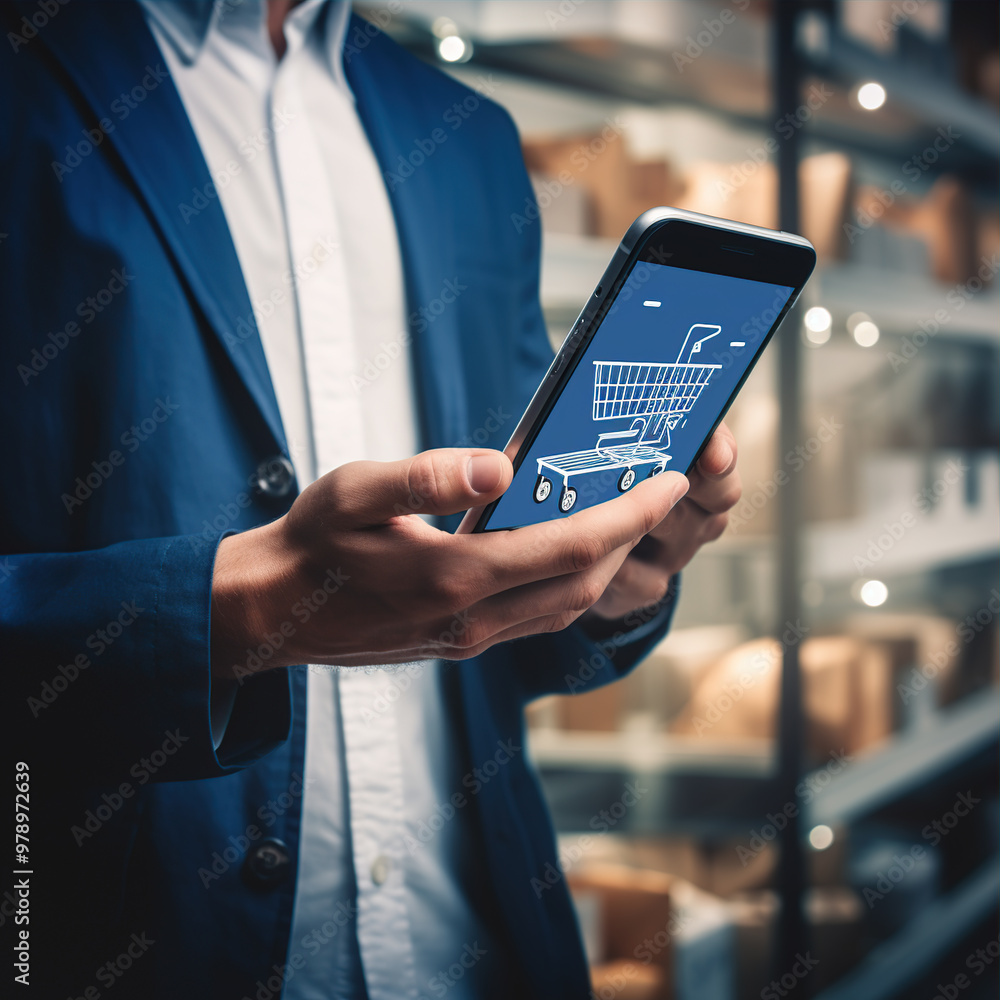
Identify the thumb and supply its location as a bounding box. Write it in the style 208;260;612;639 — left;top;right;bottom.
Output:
325;448;513;526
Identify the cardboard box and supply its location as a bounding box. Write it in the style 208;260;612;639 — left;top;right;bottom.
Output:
675;153;852;261
558;682;626;732
521;132;684;239
569;863;675;975
591;961;666;1000
669;635;896;760
570;865;734;1000
854;176;978;284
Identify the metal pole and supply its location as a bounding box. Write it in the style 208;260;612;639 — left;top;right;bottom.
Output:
773;0;809;986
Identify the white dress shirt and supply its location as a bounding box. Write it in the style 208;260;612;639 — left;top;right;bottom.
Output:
141;2;506;997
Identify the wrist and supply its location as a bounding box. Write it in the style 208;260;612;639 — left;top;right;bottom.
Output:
210;520;293;679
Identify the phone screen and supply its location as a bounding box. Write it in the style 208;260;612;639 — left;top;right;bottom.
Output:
482;258;795;530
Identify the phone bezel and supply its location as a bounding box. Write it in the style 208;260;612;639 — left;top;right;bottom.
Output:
461;210;816;533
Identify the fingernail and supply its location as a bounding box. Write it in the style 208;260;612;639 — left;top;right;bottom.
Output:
468;454;503;494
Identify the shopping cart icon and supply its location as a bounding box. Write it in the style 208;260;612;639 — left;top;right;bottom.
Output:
533;324;723;512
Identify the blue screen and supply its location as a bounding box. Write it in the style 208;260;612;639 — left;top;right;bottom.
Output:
484;261;794;530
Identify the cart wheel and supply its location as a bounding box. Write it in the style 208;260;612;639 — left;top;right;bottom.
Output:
617;468;636;492
533;475;552;503
559;486;578;512
647;463;666;479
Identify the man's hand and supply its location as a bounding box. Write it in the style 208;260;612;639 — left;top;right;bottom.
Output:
210;448;689;677
585;422;741;622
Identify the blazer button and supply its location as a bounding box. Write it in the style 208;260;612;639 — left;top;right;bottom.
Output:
242;837;291;888
255;456;296;498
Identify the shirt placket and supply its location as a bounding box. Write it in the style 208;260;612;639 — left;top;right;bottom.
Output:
338;670;420;1000
271;49;364;481
272;39;419;1000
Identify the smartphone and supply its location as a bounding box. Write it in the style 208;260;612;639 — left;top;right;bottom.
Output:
458;207;816;533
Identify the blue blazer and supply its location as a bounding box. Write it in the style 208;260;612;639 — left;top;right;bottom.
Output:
1;3;676;996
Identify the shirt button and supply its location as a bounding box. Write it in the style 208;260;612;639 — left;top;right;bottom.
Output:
242;837;292;889
370;855;391;886
255;455;296;498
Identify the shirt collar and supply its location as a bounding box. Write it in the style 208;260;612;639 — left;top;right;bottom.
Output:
140;0;351;84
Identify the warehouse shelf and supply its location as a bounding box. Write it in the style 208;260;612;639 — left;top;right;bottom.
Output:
803;27;1000;161
806;693;1000;829
805;501;1000;581
814;855;1000;1000
540;235;1000;342
529;691;998;836
528;729;773;776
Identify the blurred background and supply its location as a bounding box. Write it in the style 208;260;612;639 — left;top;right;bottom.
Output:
362;2;999;997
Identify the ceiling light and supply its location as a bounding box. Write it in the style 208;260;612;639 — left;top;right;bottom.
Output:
857;82;886;110
859;579;888;607
437;34;470;62
852;320;880;347
809;825;835;851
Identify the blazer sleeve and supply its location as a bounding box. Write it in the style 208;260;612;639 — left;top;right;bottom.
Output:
5;531;292;785
509;577;682;703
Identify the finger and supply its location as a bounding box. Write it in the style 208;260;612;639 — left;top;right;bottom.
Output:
465;470;689;591
683;467;742;515
593;553;673;610
696;422;737;479
465;540;634;633
322;448;513;526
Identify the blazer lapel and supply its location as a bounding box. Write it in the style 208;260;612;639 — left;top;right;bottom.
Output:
344;17;469;451
36;1;288;454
